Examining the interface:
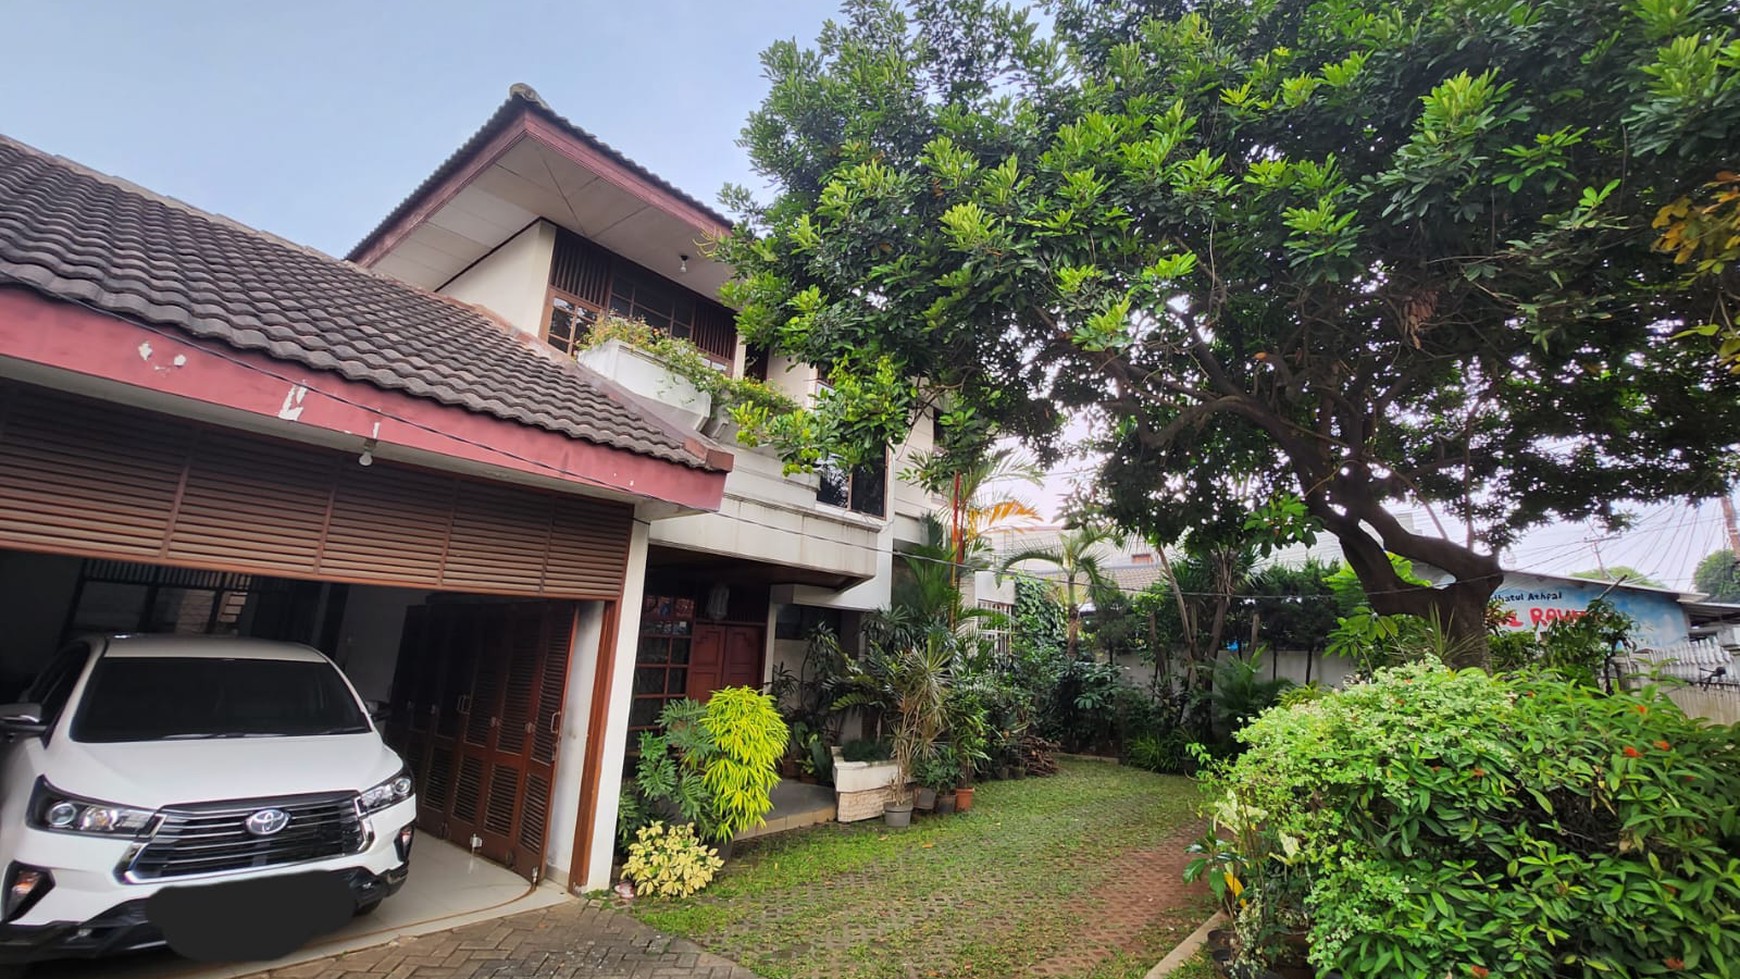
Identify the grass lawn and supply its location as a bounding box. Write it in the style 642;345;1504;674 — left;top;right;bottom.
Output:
623;760;1213;979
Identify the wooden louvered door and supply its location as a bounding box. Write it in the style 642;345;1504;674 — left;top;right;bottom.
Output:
393;600;577;880
472;603;576;876
465;603;577;878
418;605;482;838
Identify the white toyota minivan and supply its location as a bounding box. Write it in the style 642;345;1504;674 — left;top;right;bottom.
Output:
0;635;416;969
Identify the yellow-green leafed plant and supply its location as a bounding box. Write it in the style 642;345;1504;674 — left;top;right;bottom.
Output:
700;687;788;840
622;822;723;899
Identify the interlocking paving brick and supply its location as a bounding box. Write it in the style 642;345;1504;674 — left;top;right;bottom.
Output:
241;901;759;979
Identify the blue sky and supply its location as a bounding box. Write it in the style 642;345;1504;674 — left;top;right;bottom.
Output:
4;1;1729;587
1;0;830;256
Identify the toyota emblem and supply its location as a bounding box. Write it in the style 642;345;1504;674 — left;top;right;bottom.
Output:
244;808;291;836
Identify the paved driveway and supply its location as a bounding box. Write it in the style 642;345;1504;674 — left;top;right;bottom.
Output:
246;901;756;979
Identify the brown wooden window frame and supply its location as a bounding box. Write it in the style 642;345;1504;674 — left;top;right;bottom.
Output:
546;228;736;368
628;593;698;733
544;288;601;358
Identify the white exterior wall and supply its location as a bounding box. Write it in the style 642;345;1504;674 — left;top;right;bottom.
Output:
580;514;651;892
546;600;607;885
648;398;942;599
438;221;557;337
331;585;432;703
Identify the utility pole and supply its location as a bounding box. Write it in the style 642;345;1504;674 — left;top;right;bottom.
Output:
1721;491;1740;557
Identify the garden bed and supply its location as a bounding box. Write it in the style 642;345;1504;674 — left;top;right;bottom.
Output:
620;760;1213;979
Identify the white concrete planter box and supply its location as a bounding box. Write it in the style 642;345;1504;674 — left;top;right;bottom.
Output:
832;758;900;794
575;338;712;429
831;750;903;823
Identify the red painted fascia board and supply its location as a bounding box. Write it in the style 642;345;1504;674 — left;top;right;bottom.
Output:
0;288;727;512
350;119;528;269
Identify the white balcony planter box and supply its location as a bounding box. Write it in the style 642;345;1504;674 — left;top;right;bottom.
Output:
575;338;712;430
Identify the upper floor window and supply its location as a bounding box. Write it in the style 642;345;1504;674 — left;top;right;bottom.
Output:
817;456;887;518
547;227;736;367
546;294;598;357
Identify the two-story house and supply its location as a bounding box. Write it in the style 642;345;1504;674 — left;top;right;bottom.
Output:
0;84;942;901
345;86;946;881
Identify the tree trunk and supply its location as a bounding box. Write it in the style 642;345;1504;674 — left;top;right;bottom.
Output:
1066;603;1080;661
1301;468;1503;669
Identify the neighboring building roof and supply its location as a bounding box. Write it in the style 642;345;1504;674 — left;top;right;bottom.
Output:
347;83;733;263
1503;569;1700;602
0;135;715;470
1683;599;1740;623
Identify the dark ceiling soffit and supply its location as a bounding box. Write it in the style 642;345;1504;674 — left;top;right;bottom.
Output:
347;84;735;265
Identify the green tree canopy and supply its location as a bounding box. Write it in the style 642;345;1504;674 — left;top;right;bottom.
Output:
718;0;1740;664
1568;566;1667;589
1694;547;1740;601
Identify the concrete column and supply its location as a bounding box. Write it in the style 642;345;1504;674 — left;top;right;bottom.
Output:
580;514;652;891
545;600;606;886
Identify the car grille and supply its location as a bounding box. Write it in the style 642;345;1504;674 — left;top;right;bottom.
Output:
125;793;365;881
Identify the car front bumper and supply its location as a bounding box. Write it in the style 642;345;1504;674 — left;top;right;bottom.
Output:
0;862;408;963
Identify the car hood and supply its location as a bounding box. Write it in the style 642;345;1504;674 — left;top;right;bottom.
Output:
42;734;403;809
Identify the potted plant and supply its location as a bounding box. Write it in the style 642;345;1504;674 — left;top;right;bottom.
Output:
946;690;991;814
915;744;957;814
880;633;952;828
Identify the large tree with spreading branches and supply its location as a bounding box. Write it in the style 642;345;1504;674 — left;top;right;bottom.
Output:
715;0;1740;664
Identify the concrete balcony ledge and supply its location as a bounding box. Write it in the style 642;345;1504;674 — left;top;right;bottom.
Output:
576;338;713;430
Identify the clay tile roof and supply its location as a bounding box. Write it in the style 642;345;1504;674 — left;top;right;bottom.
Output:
347;83;733;262
0;135;714;469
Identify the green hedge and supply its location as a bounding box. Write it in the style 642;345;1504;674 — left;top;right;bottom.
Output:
1195;661;1740;977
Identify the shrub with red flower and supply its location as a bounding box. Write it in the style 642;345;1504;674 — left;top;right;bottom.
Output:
1202;661;1740;979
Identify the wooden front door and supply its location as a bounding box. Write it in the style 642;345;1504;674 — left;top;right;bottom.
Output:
685;624;764;701
387;601;577;881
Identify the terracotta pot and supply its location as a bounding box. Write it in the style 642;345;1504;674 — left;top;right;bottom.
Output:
955;786;975;813
934;791;957;814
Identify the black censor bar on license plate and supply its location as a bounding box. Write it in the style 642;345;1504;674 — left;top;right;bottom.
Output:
146;871;354;962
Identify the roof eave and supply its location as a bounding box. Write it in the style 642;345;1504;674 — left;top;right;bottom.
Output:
347;84;734;267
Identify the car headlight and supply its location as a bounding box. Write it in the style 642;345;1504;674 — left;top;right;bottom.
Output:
28;779;155;837
357;767;414;815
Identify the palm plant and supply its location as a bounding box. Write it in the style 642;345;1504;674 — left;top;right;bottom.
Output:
909;446;1044;583
883;627;953;807
998;523;1122;661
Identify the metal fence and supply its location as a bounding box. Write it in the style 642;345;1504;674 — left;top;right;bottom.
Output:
1617;638;1740;723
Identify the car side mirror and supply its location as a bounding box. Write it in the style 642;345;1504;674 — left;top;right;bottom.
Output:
365;701;389;725
0;702;47;736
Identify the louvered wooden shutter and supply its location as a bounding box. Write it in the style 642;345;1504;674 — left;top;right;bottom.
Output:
0;381;632;598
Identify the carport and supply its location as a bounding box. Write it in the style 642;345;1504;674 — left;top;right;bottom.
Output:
0;135;731;974
0;378;645;888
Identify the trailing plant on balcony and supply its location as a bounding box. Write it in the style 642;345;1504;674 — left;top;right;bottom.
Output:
580;315;798;436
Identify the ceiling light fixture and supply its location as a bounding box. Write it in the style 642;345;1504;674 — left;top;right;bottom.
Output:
679;254;690;274
358;437;378;468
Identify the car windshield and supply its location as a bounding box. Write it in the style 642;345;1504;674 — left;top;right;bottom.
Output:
71;656;370;743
